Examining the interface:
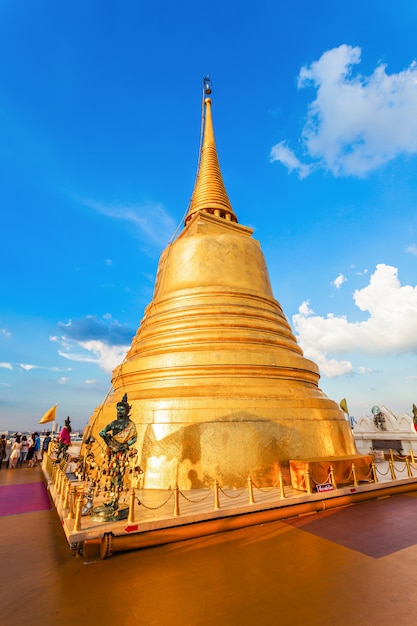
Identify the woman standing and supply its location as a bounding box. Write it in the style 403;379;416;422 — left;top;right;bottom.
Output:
18;435;29;466
9;435;22;469
26;434;35;467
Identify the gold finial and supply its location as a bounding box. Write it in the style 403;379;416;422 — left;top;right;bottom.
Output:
185;78;238;225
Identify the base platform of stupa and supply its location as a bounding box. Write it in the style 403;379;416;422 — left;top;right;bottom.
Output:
42;452;417;559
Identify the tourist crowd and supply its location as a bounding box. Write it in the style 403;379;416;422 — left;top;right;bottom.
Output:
0;432;52;469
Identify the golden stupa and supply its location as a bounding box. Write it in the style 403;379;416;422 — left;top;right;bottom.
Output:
86;79;358;489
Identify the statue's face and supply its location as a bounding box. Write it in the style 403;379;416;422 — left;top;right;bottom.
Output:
117;404;127;419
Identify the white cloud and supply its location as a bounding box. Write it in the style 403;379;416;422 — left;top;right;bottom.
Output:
57;338;128;373
80;198;176;247
52;315;133;374
406;244;417;256
269;141;313;178
0;329;11;338
293;264;417;376
271;44;417;177
333;273;347;289
57;351;98;365
17;363;73;372
303;344;353;377
0;362;13;370
298;300;314;316
19;363;37;371
79;340;128;372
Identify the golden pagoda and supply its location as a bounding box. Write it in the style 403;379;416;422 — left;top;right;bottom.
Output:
85;79;358;490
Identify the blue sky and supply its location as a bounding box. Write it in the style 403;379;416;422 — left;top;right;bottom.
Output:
1;1;417;432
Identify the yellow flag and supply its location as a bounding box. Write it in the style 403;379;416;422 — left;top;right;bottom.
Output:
39;404;57;424
339;398;349;415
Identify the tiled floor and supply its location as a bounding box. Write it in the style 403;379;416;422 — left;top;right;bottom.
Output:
1;464;417;625
285;493;417;557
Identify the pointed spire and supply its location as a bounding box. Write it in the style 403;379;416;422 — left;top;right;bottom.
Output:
185;80;238;225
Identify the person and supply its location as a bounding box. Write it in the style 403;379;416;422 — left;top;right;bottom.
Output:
26;434;36;467
9;435;22;469
30;432;41;467
99;394;137;452
42;432;52;458
57;418;71;459
18;435;29;466
0;434;6;469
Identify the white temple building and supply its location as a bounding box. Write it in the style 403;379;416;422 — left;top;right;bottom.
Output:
353;405;417;456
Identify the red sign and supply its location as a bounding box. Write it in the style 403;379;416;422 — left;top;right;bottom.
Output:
125;524;139;533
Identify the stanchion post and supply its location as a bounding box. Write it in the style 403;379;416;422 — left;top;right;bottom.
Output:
330;466;337;489
305;469;312;494
63;481;70;509
60;471;67;500
405;457;413;478
56;470;62;499
48;456;53;477
60;471;66;502
248;476;254;504
213;480;220;510
389;448;394;463
279;472;286;499
389;458;396;480
371;461;378;483
351;463;358;487
74;492;83;531
54;469;59;496
128;488;136;524
173;484;180;517
67;486;76;519
49;459;55;483
410;449;415;465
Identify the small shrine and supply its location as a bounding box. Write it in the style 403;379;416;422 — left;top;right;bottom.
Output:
353;405;417;457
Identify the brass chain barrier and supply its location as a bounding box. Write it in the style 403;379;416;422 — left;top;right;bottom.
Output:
363;465;374;480
179;489;212;503
135;491;174;511
392;461;408;472
375;464;391;477
218;485;246;499
251;481;278;493
309;471;332;486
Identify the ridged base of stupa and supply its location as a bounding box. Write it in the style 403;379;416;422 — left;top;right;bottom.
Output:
88;391;357;489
